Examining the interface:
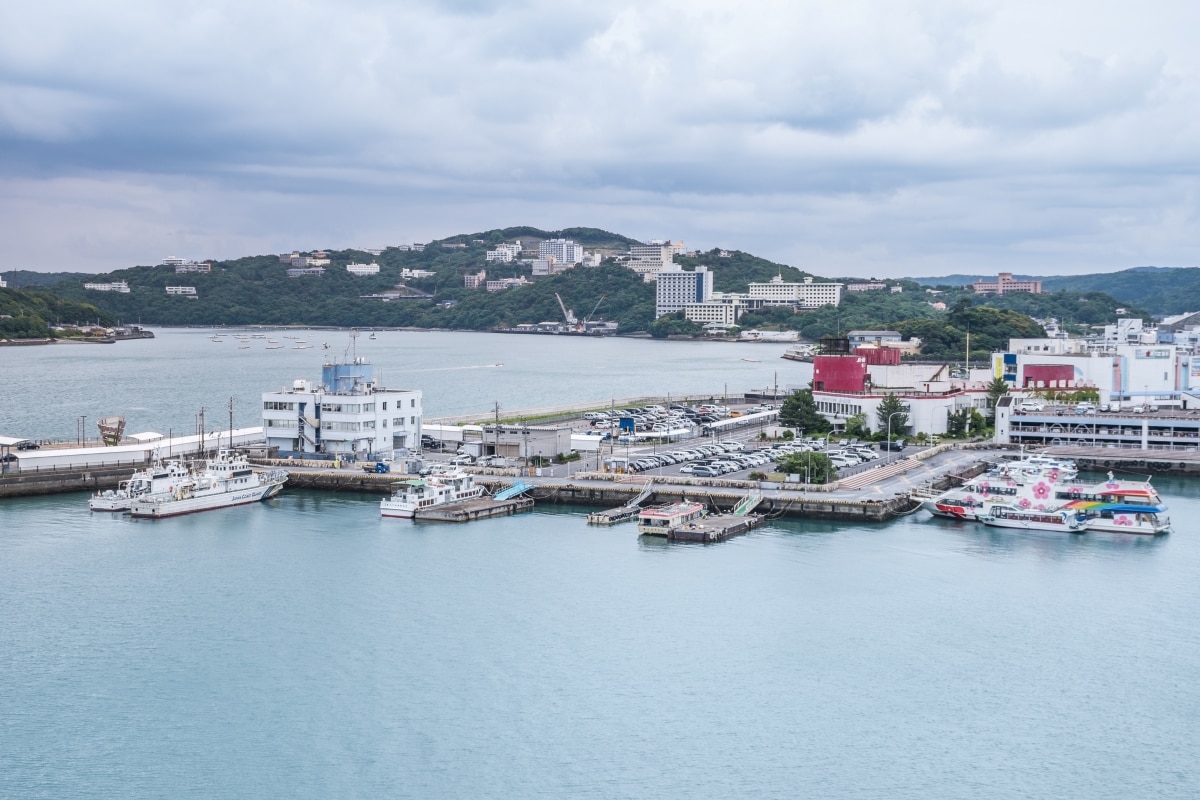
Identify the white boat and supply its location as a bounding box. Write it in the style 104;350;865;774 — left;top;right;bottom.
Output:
979;504;1084;533
637;501;706;536
924;456;1078;521
89;457;193;512
381;471;484;518
1057;474;1171;535
266;345;283;350
128;449;288;518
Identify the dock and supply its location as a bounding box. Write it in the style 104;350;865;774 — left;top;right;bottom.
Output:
415;495;534;522
587;480;655;525
651;513;765;542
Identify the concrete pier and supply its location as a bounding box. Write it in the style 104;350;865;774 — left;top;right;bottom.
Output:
415;496;534;522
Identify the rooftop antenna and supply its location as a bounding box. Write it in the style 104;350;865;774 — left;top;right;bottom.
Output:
343;328;360;364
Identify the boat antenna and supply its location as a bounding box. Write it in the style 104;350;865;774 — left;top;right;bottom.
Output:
343;329;359;363
228;396;234;452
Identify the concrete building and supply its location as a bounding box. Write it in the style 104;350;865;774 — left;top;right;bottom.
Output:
972;272;1042;295
655;265;713;317
538;239;583;266
463;270;487;289
808;353;993;436
486;243;522;262
261;357;421;460
627;243;674;281
83;281;130;293
747;275;843;308
846;330;902;347
486;277;528;292
346;262;381;276
532;256;567;277
400;268;436;280
846;282;887;292
286;267;326;277
165;286;197;296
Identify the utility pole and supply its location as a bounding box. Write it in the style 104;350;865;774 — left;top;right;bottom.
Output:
493;401;501;459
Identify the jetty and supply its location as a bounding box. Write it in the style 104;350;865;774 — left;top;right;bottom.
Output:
415;495;534;522
587;480;655;525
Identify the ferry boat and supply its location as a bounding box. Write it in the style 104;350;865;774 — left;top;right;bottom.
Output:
979;504;1084;533
89;457;193;512
637;501;706;536
1058;474;1171;534
128;450;288;518
380;471;484;518
924;455;1079;521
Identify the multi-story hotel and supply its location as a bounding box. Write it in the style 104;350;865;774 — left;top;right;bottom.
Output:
973;272;1042;295
655;265;713;317
747;275;843;308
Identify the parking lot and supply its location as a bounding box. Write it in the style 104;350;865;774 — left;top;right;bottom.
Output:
423;400;926;482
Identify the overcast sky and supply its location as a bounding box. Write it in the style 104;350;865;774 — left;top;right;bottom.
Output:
2;0;1197;277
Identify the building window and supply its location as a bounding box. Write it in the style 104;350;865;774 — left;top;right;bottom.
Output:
382;402;388;410
410;398;416;408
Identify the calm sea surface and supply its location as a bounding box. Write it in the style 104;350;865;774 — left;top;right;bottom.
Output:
2;331;1198;799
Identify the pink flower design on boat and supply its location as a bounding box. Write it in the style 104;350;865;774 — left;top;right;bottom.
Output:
1019;497;1032;509
1048;468;1059;482
1114;516;1132;526
1032;482;1051;500
978;482;990;496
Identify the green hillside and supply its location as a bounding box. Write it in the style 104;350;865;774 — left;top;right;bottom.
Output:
0;287;115;338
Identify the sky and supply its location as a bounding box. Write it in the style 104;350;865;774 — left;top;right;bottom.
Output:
1;0;1198;278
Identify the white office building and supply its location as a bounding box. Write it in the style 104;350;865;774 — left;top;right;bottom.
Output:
747;275;843;308
83;281;131;293
261;357;422;460
655;265;713;317
538;239;584;266
346;262;381;276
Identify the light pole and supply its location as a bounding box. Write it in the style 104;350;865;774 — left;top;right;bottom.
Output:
886;411;906;464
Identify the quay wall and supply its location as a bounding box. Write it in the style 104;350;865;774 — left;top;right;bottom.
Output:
0;465;132;498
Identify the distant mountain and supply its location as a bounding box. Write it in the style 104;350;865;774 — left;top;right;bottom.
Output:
910;266;1200;315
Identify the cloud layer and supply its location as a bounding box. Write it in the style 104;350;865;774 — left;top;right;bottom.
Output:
1;0;1198;276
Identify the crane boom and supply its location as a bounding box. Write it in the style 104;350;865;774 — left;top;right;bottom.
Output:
585;295;606;323
554;293;578;326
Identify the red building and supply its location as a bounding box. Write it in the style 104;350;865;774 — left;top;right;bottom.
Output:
812;355;867;392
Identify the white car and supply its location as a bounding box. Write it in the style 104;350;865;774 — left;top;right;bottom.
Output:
1017;401;1045;412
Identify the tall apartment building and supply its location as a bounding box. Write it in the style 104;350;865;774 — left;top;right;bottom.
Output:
486;242;522;262
655;265;713;317
627;243;674;281
538;239;583;266
747;275;843;308
261;357;422;459
973;272;1042;295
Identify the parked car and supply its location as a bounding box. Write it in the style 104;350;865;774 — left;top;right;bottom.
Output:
879;439;907;451
1075;403;1097;415
1017;401;1045;412
15;440;39;450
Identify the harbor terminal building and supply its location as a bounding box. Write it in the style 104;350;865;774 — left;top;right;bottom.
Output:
261;358;422;461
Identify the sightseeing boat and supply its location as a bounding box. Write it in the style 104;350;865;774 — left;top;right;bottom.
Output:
979;504;1085;533
89;456;193;512
637;501;706;536
380;471;484;518
1058;475;1171;534
128;449;288;518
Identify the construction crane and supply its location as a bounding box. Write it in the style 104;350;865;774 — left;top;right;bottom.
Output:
584;295;606;324
555;293;579;328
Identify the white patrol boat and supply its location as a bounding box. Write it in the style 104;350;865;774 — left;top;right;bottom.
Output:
89;456;194;512
380;471;484;518
128;449;288;518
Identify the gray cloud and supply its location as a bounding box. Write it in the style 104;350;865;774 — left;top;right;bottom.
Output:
0;0;1198;276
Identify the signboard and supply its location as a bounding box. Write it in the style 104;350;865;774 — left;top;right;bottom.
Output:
1190;357;1200;379
1134;348;1171;359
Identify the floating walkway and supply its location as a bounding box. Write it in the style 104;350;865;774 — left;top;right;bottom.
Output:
587;481;655;525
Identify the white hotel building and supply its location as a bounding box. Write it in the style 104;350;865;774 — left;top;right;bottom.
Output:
655;265;713;317
261;358;422;460
748;275;844;308
346;262;381;276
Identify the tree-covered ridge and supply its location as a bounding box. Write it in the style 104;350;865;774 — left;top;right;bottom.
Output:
0;287;114;338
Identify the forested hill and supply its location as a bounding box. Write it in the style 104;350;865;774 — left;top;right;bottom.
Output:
912;266;1200;315
0;287;114;338
41;228;834;333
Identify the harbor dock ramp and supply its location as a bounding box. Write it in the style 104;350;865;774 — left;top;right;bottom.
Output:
587;481;655;525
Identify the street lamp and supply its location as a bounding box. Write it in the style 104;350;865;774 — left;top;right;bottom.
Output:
886;411;906;464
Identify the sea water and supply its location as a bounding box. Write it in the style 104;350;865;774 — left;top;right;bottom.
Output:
1;331;1198;798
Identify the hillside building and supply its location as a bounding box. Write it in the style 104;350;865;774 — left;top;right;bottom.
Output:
747;275;843;308
83;281;130;293
627;243;674;281
464;270;487;289
655;265;713;317
346;262;381;276
165;286;197;296
972;272;1042;296
538;239;584;266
